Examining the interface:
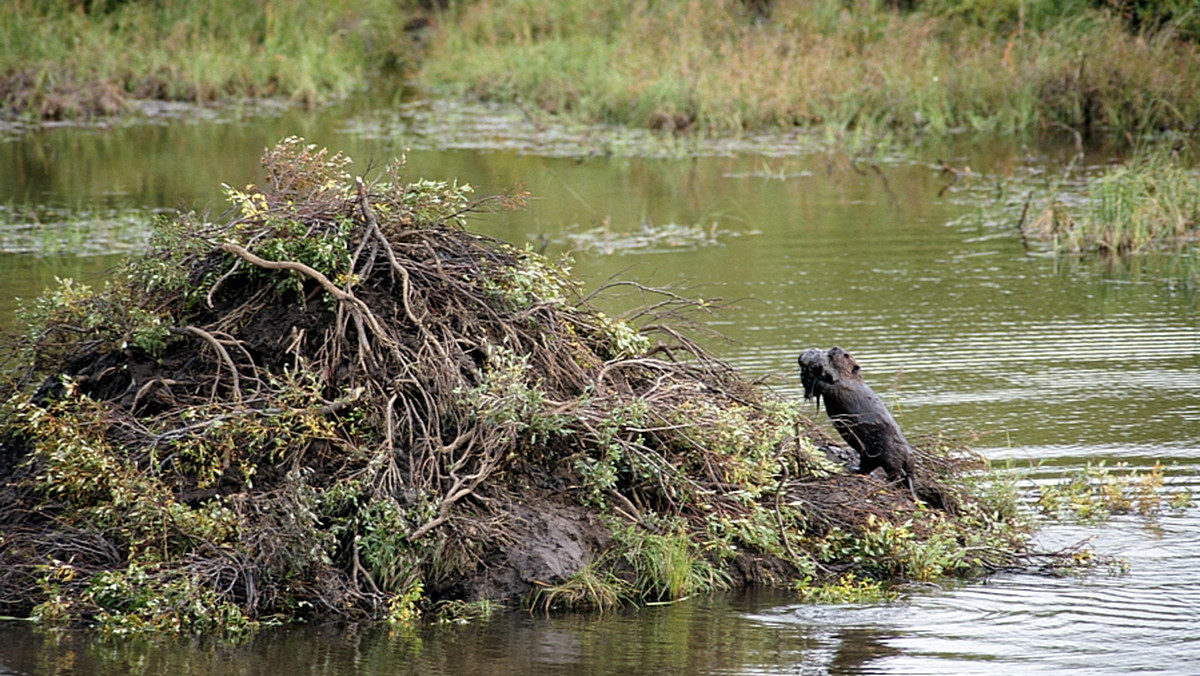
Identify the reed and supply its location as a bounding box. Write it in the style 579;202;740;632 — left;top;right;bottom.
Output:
1028;146;1200;254
419;0;1200;136
8;1;1199;136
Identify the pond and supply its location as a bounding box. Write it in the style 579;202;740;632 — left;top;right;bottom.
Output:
0;96;1197;675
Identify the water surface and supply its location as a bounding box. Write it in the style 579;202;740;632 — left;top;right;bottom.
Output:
0;99;1197;675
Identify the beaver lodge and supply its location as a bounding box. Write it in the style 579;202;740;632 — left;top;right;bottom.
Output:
0;138;1032;633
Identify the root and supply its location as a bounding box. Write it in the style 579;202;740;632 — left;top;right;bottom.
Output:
171;326;244;403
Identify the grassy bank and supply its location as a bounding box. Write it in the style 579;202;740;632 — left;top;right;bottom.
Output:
0;0;423;119
5;1;1199;139
419;0;1200;136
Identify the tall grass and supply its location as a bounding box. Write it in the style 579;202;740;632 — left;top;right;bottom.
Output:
6;1;1200;136
419;0;1200;136
0;0;420;118
1027;146;1200;254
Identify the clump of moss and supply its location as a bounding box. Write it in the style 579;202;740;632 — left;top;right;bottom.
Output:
1;138;1031;632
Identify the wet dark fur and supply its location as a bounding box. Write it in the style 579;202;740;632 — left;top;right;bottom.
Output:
798;346;915;490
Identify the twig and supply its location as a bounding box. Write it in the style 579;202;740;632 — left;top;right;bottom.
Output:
206;258;241;309
409;445;502;541
171;326;242;403
219;242;400;361
607;489;643;523
357;176;423;329
1015;189;1035;250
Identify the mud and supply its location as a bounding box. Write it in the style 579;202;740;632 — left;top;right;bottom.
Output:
436;493;612;603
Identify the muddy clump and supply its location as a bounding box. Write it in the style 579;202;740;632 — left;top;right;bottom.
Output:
0;138;1024;631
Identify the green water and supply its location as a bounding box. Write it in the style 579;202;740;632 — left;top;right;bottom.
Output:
0;99;1197;675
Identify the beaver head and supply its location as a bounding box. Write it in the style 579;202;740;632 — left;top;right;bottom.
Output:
798;347;830;401
798;346;861;399
826;346;862;382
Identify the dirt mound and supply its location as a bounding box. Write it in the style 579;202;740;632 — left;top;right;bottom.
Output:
0;138;1026;631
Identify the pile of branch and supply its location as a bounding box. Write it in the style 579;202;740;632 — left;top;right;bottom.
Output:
0;138;1010;626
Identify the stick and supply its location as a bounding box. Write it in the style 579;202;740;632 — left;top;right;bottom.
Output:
219;242;400;360
171;326;242;403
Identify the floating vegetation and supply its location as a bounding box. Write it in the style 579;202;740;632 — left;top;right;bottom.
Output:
342;98;902;160
0;204;160;256
1034;461;1194;523
559;219;730;255
794;572;897;605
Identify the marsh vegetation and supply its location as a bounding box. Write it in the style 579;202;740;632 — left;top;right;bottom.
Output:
1020;144;1200;260
0;0;423;119
419;0;1200;137
5;0;1200;140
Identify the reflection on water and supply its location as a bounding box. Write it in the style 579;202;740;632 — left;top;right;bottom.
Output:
4;512;1196;676
0;100;1198;675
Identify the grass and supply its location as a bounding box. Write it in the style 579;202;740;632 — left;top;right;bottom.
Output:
5;1;1200;140
419;0;1200;137
1025;144;1200;255
533;561;632;612
0;0;422;118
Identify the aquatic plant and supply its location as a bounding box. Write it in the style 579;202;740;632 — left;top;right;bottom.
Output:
1035;461;1193;523
794;572;897;604
1024;146;1200;255
0;138;1033;633
0;204;155;256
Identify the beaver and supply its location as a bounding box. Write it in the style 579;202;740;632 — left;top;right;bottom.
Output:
798;346;915;493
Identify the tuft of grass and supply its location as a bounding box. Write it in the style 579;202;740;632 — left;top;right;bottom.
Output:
616;520;730;602
533;519;731;612
1026;146;1200;255
532;561;633;613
